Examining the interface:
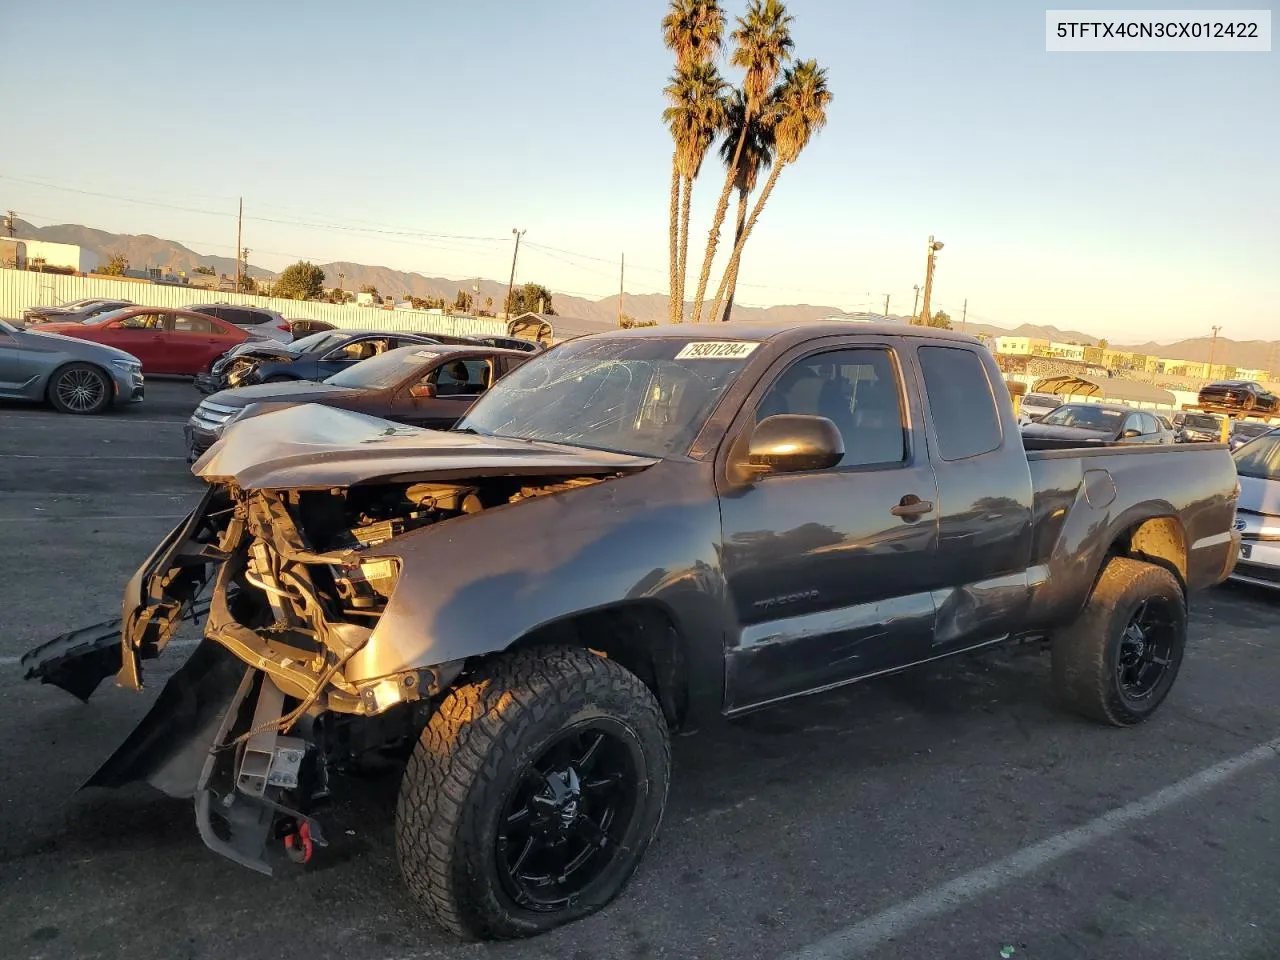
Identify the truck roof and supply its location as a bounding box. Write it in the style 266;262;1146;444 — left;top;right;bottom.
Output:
579;320;985;349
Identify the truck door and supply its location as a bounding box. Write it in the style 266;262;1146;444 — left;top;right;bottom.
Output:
912;344;1036;653
718;342;941;712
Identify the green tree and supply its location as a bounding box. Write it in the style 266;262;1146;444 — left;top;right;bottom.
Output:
454;289;473;312
193;264;215;276
663;0;726;324
620;315;659;328
505;282;556;317
99;252;129;276
928;309;952;330
359;284;379;297
690;0;794;323
273;261;326;300
707;59;832;321
1097;338;1109;349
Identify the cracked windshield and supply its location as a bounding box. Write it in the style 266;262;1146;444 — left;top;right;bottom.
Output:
1;2;1275;959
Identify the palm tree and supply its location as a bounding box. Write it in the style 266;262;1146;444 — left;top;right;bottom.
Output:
708;60;831;321
708;88;777;324
663;63;728;324
689;0;793;323
662;0;725;324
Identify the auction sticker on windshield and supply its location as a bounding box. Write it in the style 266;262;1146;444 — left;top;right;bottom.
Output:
674;341;760;360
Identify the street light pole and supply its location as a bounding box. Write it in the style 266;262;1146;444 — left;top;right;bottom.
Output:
912;285;920;322
919;236;944;327
1208;324;1222;376
505;228;525;319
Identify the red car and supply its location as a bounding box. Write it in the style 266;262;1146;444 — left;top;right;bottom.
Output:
37;306;256;376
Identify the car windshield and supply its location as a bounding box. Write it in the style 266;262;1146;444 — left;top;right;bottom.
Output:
1025;394;1059;407
1234;433;1280;481
83;308;133;325
455;336;760;457
289;331;348;354
1037;404;1125;429
0;318;17;334
324;348;438;389
1184;414;1221;430
1234;422;1271;438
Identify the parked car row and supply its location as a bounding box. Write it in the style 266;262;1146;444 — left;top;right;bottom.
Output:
0;317;144;414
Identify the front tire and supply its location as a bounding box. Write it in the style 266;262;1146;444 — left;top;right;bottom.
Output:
396;646;671;941
1051;557;1187;726
48;363;112;415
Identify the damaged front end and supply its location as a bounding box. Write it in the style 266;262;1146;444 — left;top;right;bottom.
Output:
23;442;622;874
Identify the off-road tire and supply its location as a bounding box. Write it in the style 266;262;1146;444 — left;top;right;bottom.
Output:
1051;557;1186;726
48;362;112;415
395;646;671;941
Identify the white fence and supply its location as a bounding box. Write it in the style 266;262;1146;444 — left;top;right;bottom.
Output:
0;268;508;339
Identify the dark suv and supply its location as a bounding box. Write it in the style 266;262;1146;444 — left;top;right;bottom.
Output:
185;303;292;343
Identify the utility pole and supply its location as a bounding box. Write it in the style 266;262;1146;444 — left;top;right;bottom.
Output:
912;285;921;323
234;197;243;293
961;298;968;331
883;293;890;318
241;248;250;292
3;210;14;238
919;235;944;327
505;228;525;318
1208;324;1222;376
618;253;626;326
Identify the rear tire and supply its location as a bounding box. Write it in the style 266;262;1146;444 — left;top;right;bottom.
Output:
1051;557;1186;726
395;646;671;941
48;363;112;415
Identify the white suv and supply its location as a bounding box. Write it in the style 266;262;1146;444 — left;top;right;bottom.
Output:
186;303;293;343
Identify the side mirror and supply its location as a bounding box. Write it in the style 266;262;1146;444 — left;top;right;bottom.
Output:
745;414;844;474
409;382;437;399
1121;428;1142;439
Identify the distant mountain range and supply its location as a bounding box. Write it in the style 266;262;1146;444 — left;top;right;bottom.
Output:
11;219;1277;371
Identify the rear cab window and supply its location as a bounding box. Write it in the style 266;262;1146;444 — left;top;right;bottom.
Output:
917;345;1003;461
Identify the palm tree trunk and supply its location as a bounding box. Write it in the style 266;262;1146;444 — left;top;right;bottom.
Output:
709;187;750;322
676;176;693;323
668;158;680;324
707;162;785;320
690;124;749;322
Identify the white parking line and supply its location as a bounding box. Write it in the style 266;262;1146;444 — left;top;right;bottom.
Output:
0;417;185;426
0;515;186;523
0;454;185;461
781;736;1280;960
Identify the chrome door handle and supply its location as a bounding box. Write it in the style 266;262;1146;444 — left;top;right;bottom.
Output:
890;496;934;518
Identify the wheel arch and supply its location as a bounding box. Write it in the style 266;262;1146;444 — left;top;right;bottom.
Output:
504;599;691;730
44;358;114;405
1105;511;1189;596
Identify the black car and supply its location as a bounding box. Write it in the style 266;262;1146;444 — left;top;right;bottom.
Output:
464;334;543;353
1019;402;1175;445
196;329;449;393
1197;379;1280;414
1177;412;1225;443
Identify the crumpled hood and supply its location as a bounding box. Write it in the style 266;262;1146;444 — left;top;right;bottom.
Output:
1019;423;1113;443
194;403;659;489
224;341;295;363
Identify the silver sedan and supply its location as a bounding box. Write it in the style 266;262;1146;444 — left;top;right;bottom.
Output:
0;318;144;414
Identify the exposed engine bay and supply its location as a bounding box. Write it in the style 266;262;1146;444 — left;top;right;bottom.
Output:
21;469;612;874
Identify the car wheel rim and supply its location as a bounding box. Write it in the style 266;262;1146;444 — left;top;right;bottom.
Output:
495;723;642;913
56;369;105;412
1116;598;1177;701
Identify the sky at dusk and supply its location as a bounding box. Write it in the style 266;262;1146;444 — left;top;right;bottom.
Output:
2;0;1276;342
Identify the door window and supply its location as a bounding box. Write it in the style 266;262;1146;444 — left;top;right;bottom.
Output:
432;358;492;397
114;313;164;330
1121;413;1144;436
917;346;1002;461
754;348;906;468
1140;413;1161;435
327;338;388;361
173;313;216;334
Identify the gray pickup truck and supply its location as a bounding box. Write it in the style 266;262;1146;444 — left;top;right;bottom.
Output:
24;322;1241;941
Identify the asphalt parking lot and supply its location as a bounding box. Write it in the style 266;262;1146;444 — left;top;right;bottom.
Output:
1;381;1278;960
